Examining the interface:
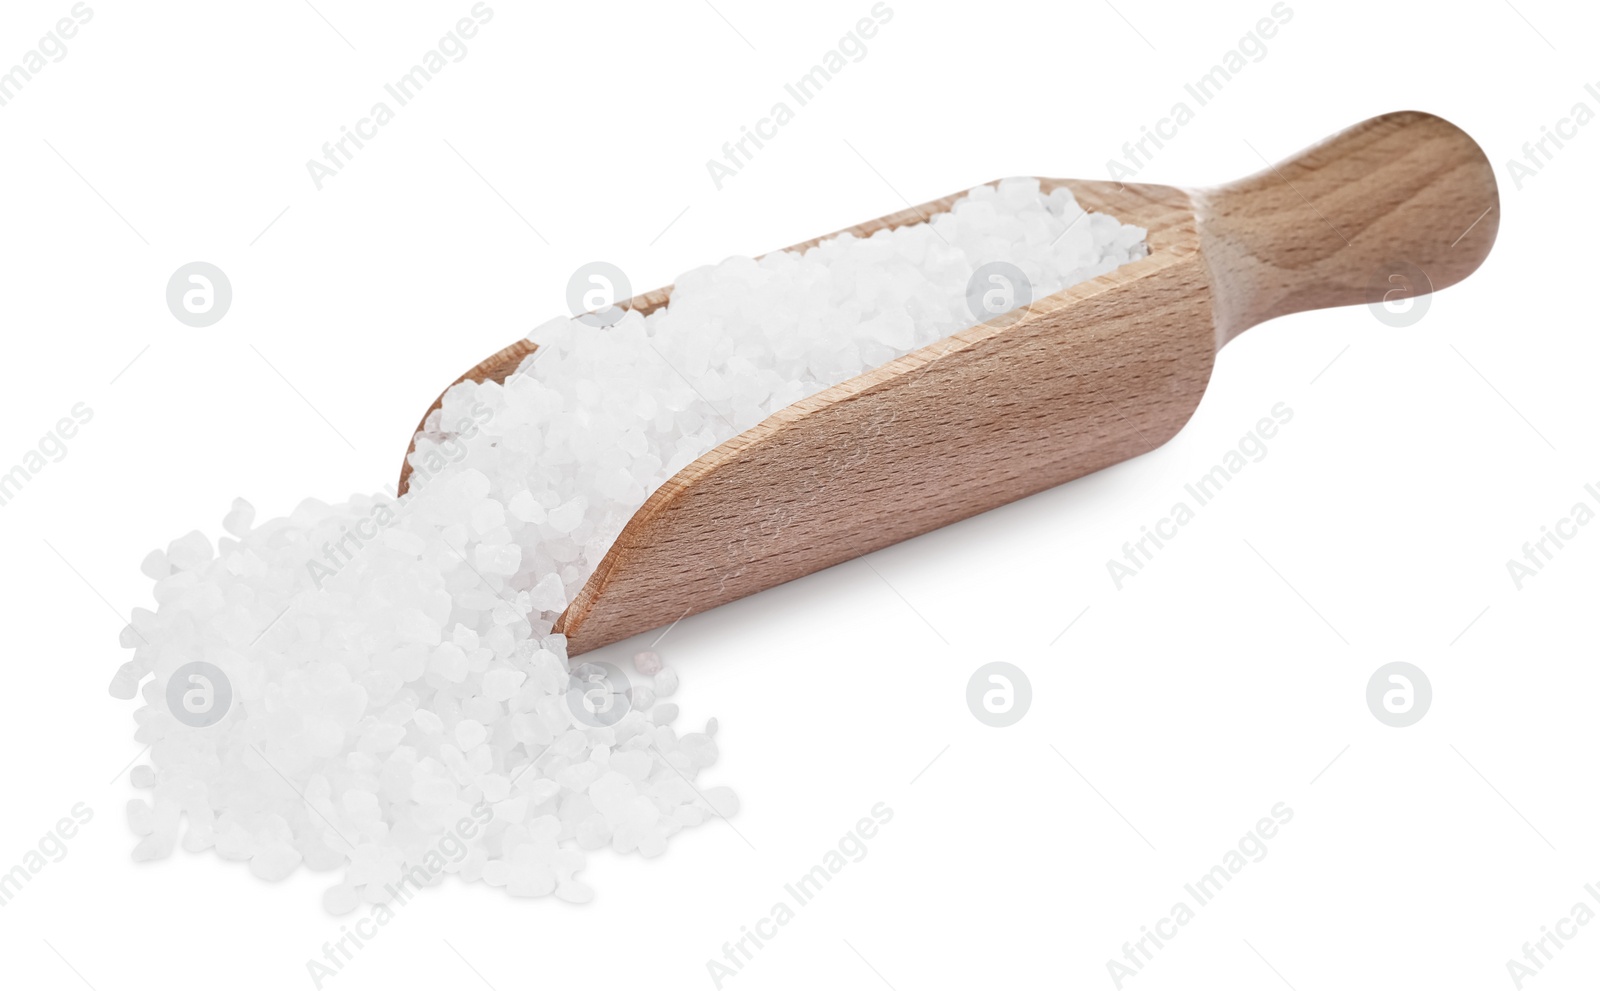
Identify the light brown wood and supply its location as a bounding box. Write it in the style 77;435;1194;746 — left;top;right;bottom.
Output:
399;111;1498;655
1194;111;1498;340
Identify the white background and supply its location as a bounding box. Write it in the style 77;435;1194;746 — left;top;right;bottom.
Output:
1;0;1595;988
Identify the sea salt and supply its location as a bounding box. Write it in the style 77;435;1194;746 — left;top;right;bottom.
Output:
111;180;1145;910
632;649;663;676
654;667;680;698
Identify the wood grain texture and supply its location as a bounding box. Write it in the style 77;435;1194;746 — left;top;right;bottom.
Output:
398;111;1500;656
1194;110;1498;341
557;182;1210;654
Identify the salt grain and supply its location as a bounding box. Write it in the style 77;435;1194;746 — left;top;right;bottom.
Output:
654;667;680;698
222;498;255;537
632;649;663;676
481;667;525;701
455;719;488;750
139;549;168;580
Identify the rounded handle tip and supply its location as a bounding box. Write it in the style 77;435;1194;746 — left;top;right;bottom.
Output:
1196;110;1500;343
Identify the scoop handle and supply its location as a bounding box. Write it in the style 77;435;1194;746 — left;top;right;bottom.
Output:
1193;111;1499;344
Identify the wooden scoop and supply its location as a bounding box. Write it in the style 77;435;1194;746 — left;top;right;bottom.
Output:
400;110;1498;656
